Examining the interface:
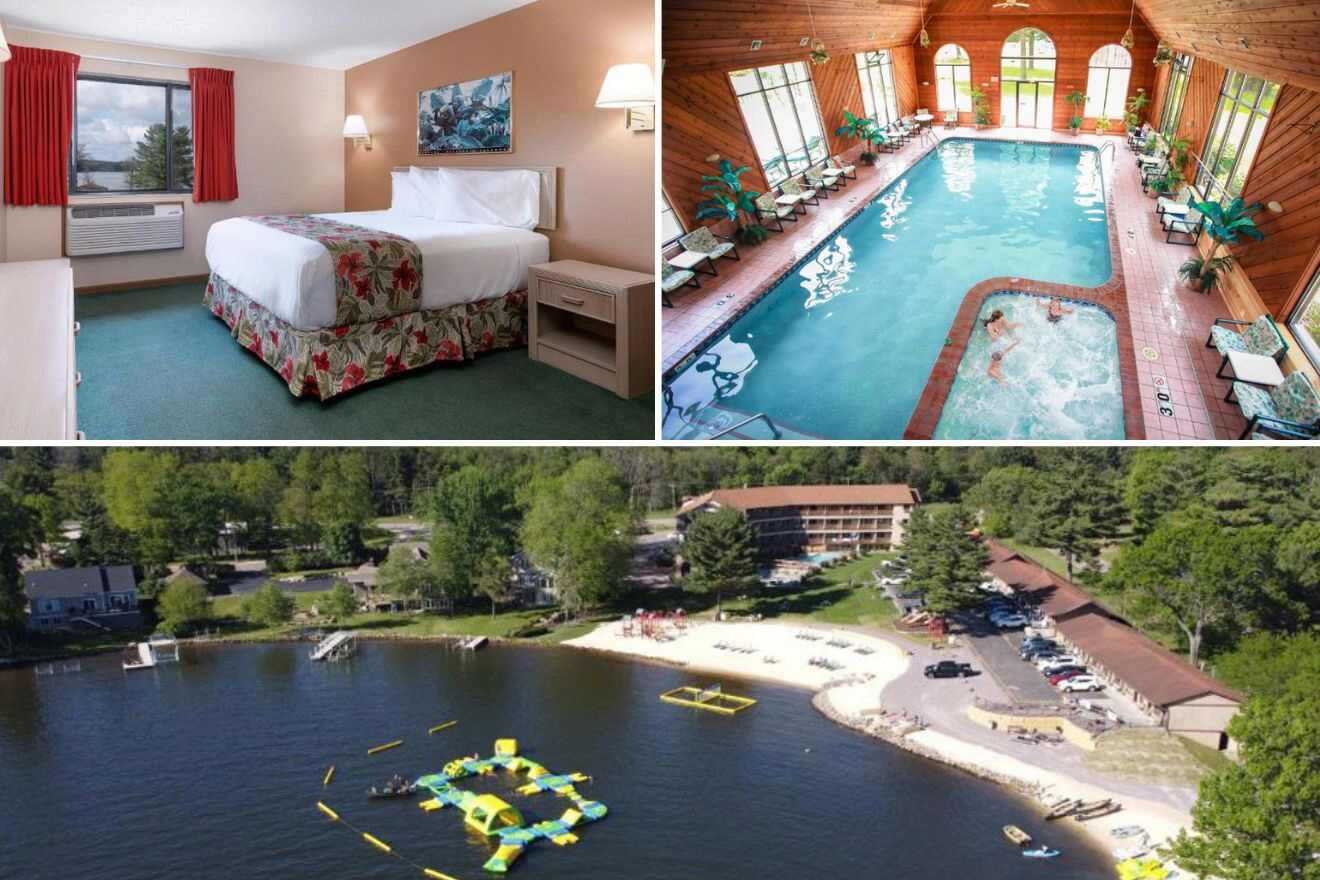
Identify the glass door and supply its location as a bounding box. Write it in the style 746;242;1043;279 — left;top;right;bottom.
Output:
1017;83;1037;128
1036;82;1054;129
1002;82;1019;127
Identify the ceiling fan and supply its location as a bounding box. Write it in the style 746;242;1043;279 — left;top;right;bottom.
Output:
992;0;1031;8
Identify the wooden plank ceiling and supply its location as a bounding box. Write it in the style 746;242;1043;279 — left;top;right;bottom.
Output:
1133;0;1320;92
665;0;1320;91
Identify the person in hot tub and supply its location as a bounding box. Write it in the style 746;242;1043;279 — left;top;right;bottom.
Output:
987;339;1021;385
982;309;1020;341
1036;296;1075;323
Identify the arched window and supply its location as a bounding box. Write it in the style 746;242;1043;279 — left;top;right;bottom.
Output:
1000;27;1056;128
934;44;972;113
1085;45;1132;119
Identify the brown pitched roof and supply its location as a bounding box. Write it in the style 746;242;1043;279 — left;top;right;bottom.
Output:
988;558;1054;590
985;540;1021;564
1057;612;1243;707
678;484;917;514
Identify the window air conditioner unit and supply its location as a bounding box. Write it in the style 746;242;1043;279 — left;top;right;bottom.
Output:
65;203;184;257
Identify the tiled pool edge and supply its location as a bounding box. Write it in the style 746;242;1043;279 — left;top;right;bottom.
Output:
660;137;948;377
903;143;1146;441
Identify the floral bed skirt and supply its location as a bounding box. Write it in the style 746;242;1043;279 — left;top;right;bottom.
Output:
203;273;528;401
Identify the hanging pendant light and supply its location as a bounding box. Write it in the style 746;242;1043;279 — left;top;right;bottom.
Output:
807;2;830;65
919;0;931;48
1120;0;1136;49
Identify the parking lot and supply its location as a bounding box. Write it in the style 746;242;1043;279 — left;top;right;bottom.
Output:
958;613;1062;705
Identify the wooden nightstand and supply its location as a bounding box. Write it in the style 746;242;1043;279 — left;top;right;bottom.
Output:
528;260;654;399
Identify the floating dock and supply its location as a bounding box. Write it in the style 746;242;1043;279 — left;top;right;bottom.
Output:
311;630;357;662
659;684;757;715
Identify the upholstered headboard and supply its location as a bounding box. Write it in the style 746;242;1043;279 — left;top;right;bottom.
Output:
394;165;558;231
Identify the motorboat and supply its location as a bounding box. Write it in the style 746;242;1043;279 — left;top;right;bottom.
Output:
1022;847;1061;859
1003;825;1033;846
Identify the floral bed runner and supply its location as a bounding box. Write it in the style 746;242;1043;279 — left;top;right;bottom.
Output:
246;214;423;326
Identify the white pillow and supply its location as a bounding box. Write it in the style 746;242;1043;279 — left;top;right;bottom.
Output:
408;166;540;230
389;170;430;217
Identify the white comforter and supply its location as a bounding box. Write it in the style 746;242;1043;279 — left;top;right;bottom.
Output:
205;211;550;331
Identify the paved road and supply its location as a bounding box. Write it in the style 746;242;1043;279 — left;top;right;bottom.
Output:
958;613;1062;705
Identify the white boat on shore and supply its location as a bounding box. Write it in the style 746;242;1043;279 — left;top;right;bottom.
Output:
458;636;488;651
122;637;180;671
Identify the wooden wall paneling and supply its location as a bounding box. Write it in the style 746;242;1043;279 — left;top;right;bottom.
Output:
1236;84;1320;316
1173;57;1226;171
911;12;1159;132
1147;60;1172;130
1134;0;1320;92
810;55;868;157
662;71;768;231
891;45;920;115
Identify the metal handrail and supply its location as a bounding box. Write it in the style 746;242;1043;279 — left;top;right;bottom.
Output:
709;412;783;440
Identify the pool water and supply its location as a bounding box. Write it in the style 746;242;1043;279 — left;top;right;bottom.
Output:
933;292;1125;440
663;138;1112;440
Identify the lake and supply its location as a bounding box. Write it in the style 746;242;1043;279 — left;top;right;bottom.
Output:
0;642;1117;879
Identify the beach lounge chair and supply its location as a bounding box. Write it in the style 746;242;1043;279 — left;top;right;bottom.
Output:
1228;371;1320;440
1161;201;1202;245
827;155;856;180
675;226;739;274
1155;184;1199;218
805;166;841;195
755;192;796;231
781;177;819;209
1207;315;1288;372
660;261;699;308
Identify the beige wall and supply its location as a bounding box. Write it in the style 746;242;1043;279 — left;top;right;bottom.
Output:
343;0;654;274
0;28;345;288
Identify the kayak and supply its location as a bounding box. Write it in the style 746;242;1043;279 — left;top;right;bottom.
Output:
1022;847;1061;858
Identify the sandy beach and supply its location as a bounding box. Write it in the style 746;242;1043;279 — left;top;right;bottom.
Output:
567;618;1195;866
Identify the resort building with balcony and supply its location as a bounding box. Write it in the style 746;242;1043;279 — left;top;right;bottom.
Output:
24;565;142;633
677;484;920;558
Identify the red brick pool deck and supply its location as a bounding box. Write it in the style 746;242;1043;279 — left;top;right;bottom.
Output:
662;127;1248;440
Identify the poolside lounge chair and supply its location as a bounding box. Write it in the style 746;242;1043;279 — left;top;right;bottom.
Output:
1228;371;1320;440
1155;184;1198;218
755;192;796;231
661;261;699;308
1127;123;1153;151
1207;315;1288;372
781;177;819;209
805;166;841;195
1161;202;1203;245
675;226;739;274
827;155;856;180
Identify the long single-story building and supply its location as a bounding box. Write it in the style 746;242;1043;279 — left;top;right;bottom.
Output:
677;484;920;557
24;565;142;633
985;540;1243;750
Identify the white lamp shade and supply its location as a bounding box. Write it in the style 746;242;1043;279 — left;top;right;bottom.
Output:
595;63;654;108
0;23;11;63
342;114;370;138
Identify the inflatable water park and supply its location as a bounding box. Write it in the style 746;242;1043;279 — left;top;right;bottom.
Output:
316;728;608;878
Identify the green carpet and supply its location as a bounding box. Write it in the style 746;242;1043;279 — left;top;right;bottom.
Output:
75;284;655;440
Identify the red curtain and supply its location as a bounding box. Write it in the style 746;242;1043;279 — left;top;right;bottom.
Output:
189;67;239;202
3;46;81;206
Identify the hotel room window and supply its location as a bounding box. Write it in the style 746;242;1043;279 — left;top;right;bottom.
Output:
856;50;901;126
1084;45;1131;118
1158;53;1193;141
1196;71;1279;204
72;75;194;194
1287;265;1320;372
660;191;685;246
729;62;828;187
933;44;972;114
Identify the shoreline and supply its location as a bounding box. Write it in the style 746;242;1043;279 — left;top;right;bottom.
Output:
564;618;1196;867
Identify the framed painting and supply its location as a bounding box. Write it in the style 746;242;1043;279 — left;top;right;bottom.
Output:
417;71;513;155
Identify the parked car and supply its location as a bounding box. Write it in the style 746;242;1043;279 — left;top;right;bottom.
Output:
993;615;1028;629
1048;668;1088;685
1039;657;1082;674
978;580;1000;593
1023;646;1061;662
1036;653;1078;670
1059;675;1105;693
924;660;977;679
1019;638;1054;656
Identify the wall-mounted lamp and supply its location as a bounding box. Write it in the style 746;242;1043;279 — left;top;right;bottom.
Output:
343;114;372;151
0;20;11;63
596;63;655;132
1267;201;1283;214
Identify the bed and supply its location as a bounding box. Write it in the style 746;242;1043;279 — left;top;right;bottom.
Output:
203;165;555;400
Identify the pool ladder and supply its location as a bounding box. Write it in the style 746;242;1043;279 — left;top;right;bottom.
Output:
662;387;783;440
709;412;783;440
1096;141;1116;192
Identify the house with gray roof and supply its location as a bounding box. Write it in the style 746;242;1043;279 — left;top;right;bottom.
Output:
24;565;142;632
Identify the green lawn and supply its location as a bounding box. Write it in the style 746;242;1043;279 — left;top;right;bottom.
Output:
714;553;902;629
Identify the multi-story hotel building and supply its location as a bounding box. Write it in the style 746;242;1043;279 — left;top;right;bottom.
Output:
676;485;920;557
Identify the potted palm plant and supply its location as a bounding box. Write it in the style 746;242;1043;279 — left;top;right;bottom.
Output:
1064;90;1087;135
1123;89;1149;131
836;110;879;165
971;88;991;129
695;157;767;246
1195;195;1266;261
1178;255;1234;293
